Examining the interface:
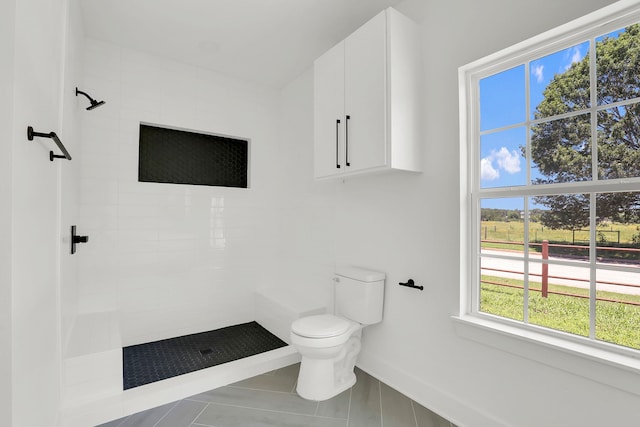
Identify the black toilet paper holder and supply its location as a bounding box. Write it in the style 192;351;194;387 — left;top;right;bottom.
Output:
399;279;423;291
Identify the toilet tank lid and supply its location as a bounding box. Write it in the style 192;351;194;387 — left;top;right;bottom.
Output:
335;266;385;282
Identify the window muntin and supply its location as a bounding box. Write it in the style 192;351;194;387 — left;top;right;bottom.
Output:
468;17;640;353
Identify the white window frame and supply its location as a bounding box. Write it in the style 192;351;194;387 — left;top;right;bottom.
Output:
457;0;640;394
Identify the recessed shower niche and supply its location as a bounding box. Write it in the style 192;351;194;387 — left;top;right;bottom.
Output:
138;123;249;188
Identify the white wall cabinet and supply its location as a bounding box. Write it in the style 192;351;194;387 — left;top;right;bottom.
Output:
313;8;421;179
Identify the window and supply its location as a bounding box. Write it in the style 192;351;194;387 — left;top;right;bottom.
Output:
459;3;640;359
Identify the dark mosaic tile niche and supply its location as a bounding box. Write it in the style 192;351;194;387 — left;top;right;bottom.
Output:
138;124;249;188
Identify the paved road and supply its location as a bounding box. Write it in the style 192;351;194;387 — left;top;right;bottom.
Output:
480;249;640;296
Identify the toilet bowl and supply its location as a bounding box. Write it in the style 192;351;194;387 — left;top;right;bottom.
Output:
290;267;385;401
291;314;362;400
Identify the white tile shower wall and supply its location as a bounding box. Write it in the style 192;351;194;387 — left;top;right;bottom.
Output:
78;38;281;346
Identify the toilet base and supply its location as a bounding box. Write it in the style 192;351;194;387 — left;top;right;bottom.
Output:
296;358;356;401
295;336;361;401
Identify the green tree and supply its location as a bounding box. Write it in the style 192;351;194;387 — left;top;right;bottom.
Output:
531;24;640;229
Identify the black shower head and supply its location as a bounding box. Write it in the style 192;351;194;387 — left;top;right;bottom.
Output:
75;87;106;110
87;99;106;110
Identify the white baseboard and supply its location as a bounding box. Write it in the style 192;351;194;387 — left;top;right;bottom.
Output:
356;349;507;427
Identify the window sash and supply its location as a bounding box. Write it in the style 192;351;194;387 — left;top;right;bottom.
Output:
461;1;640;358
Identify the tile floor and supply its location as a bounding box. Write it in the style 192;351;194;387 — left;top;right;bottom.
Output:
97;364;457;427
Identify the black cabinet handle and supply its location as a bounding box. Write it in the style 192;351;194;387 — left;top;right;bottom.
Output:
345;115;351;166
336;119;341;169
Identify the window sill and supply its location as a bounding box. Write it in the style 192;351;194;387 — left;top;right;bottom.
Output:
452;314;640;396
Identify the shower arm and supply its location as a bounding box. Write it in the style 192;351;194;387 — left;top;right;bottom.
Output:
27;126;72;161
75;88;94;102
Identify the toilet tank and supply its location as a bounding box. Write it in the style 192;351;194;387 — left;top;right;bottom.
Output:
335;266;385;325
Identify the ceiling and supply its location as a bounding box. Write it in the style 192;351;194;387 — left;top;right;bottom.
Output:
80;0;403;89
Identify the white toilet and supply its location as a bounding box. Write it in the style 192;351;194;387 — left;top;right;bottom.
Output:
290;266;385;401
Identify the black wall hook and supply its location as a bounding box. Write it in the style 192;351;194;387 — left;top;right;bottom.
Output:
399;279;423;291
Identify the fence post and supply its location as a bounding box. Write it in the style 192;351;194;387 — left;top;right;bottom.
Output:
542;240;549;298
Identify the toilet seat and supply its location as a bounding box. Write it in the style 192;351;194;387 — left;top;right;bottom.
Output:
291;314;353;338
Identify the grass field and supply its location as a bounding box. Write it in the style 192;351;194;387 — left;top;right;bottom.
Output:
481;220;640;244
481;275;640;350
481;220;640;261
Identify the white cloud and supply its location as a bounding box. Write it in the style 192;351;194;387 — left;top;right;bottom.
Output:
480;157;500;180
564;46;583;71
532;64;544;83
494;147;521;174
480;147;521;181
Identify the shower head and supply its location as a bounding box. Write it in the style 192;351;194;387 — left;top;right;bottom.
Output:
86;99;106;110
75;87;106;110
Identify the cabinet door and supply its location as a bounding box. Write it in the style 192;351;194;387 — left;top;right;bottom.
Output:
344;11;387;173
314;41;345;178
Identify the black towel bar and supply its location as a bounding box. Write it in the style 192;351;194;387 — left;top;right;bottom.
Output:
27;126;72;161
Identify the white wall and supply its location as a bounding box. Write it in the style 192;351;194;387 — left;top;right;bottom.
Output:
0;1;16;424
10;0;70;425
278;0;640;426
77;38;281;346
60;0;84;358
276;70;336;306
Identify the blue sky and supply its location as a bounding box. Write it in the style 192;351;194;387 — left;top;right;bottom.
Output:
477;37;603;210
476;27;631;211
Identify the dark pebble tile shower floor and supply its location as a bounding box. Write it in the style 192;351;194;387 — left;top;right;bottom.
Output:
123;321;287;389
99;364;458;427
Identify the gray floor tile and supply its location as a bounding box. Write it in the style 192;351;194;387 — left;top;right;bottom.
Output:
412;401;452;427
95;418;128;427
316;388;350;419
347;368;382;427
230;363;300;393
380;382;416;427
194;402;348;427
100;363;459;427
190;385;318;415
118;402;176;427
155;400;208;427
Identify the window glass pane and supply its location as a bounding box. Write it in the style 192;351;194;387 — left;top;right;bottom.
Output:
530;113;591;184
596;24;640;105
528;196;590;260
480;127;526;188
480;197;525;254
596;191;640;268
531;42;590;120
528;263;590;337
480;256;524;321
597;103;640;180
479;197;524;321
596;271;640;350
480;65;525;131
528;192;590;236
